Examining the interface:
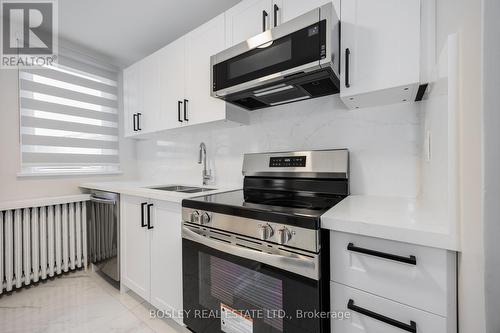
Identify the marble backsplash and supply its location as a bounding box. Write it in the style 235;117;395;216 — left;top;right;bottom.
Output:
134;95;421;197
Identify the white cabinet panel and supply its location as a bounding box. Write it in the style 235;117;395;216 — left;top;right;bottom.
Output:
158;37;186;130
150;200;183;326
276;0;335;25
120;195;150;300
340;0;421;109
225;0;273;47
139;53;161;133
331;282;448;333
331;231;455;317
123;64;140;137
185;14;227;126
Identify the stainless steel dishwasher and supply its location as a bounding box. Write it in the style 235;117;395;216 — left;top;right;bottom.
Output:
89;190;120;282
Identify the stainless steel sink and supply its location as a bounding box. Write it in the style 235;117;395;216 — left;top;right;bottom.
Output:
179;188;216;193
148;185;216;193
150;185;196;191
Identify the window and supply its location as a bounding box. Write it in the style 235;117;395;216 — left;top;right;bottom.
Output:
18;55;120;176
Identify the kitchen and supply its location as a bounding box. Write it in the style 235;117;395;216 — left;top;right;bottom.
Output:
0;0;497;332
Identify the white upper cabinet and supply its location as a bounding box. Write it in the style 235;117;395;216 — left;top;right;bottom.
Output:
158;36;186;130
123;13;247;138
274;0;337;25
139;52;161;133
185;14;227;126
225;0;273;47
123;63;140;137
340;0;421;109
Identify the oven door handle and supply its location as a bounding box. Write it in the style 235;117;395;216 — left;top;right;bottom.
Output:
182;226;319;280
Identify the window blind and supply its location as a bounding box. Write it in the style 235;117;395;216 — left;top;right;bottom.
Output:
19;55;120;175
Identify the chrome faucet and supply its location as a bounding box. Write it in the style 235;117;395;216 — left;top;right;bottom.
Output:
198;142;211;185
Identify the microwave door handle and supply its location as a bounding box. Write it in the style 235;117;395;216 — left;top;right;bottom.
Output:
182;226;318;279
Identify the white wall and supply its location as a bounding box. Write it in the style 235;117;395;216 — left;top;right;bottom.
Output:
0;47;137;203
482;0;500;331
135;95;421;197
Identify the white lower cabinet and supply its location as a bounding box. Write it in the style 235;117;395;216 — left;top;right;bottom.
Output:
331;282;447;333
150;200;183;326
121;195;150;299
330;231;457;333
120;195;183;325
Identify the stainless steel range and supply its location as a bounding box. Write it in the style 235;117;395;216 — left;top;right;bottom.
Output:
181;149;349;333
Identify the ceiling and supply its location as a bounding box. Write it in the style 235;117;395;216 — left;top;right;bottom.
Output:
57;0;241;67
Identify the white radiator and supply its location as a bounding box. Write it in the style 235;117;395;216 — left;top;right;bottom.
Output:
0;197;88;293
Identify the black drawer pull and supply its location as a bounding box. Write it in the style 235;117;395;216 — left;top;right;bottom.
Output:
262;10;268;32
147;203;154;229
348;299;417;333
136;112;142;131
273;4;279;27
347;243;417;265
183;99;189;121
345;48;351;88
178;101;183;122
133;113;137;131
140;202;147;227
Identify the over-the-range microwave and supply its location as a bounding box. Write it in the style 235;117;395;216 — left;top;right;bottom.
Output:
211;3;340;110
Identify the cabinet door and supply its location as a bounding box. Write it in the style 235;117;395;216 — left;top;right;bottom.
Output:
123;63;140;137
185;14;227;126
275;0;336;26
139;52;161;133
120;195;150;300
340;0;420;100
158;37;186;130
225;0;273;47
150;200;183;326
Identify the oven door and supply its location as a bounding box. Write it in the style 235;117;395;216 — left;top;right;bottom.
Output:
182;225;329;333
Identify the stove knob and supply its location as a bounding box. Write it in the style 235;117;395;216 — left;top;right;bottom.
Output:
277;227;292;245
200;212;211;225
258;224;274;240
190;211;200;223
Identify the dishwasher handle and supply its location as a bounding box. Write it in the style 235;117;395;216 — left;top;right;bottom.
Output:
90;195;116;205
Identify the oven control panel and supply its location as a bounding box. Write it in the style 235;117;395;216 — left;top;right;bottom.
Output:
269;156;306;168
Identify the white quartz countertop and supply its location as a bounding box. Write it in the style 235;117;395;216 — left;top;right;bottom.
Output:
322;195;460;251
80;181;240;204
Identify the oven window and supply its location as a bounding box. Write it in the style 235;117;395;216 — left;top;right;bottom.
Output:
199;253;284;331
228;39;292;80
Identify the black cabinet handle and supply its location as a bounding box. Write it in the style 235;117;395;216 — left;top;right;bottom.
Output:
136;112;142;131
347;243;417;265
133;113;137;131
140;202;147;227
345;48;351;88
262;10;268;32
147;203;154;229
178;101;183;123
273;4;279;27
183;99;189;121
348;299;417;333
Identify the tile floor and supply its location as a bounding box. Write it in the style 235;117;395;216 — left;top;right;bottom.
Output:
0;270;187;333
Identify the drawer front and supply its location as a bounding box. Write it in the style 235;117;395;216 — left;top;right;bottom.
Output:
331;282;447;333
331;232;455;316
